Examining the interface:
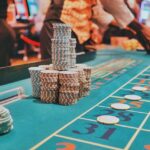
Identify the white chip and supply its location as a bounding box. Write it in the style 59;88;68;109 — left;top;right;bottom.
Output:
97;115;119;125
111;103;130;110
76;64;88;68
41;70;59;74
132;86;148;92
28;67;45;72
124;95;142;101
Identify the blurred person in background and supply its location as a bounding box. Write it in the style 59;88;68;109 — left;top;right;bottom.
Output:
41;0;150;61
0;0;16;67
40;0;96;60
101;0;141;44
126;0;140;18
92;0;150;54
35;0;50;33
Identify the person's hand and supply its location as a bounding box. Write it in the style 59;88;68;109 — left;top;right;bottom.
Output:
141;25;150;41
91;28;102;44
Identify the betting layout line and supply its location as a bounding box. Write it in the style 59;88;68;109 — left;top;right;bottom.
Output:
92;59;140;84
124;112;150;150
97;105;149;115
129;72;150;85
92;59;122;74
111;96;150;103
92;60;115;76
92;61;137;81
1;97;20;106
55;134;123;150
30;66;150;150
122;88;150;92
120;71;150;90
109;74;150;150
92;71;113;79
92;59;136;77
31;89;124;150
117;60;136;71
136;77;150;81
142;74;150;76
92;72;110;79
92;59;133;76
1;95;28;106
92;59;137;81
80;117;150;132
80;117;138;130
100;72;113;78
129;83;150;86
121;88;134;91
92;59;114;70
142;128;150;132
100;59;135;73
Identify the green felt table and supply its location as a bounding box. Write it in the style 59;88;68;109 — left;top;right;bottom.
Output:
0;49;150;150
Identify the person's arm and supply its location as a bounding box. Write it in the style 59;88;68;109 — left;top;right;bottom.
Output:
92;0;114;29
128;19;150;53
100;0;150;54
100;0;134;28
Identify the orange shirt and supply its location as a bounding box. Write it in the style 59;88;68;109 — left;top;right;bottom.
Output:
45;0;96;44
61;0;96;43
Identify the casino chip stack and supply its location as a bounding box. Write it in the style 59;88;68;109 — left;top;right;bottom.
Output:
70;38;77;68
40;70;59;103
83;67;92;96
52;39;70;71
52;23;72;71
76;64;92;96
70;67;88;98
29;23;92;106
59;71;79;105
29;67;45;98
53;23;71;39
0;106;13;135
78;69;88;97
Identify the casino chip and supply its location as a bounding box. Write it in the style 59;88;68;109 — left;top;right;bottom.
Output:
132;86;148;92
111;103;130;110
28;67;45;98
97;115;119;125
0;106;13;135
51;23;75;71
124;95;142;101
38;64;53;70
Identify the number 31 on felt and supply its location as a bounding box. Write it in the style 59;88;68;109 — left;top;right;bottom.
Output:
73;123;116;140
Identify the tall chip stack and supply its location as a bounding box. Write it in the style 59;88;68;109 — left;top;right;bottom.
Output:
82;66;92;96
52;23;72;71
0;106;13;135
59;71;79;105
29;67;45;98
71;68;87;98
29;23;92;105
76;64;92;96
69;38;77;68
53;23;71;39
40;70;59;103
52;38;70;71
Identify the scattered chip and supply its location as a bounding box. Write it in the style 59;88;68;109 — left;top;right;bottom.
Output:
132;86;148;92
124;95;142;101
111;103;130;110
97;115;119;125
0;106;13;135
